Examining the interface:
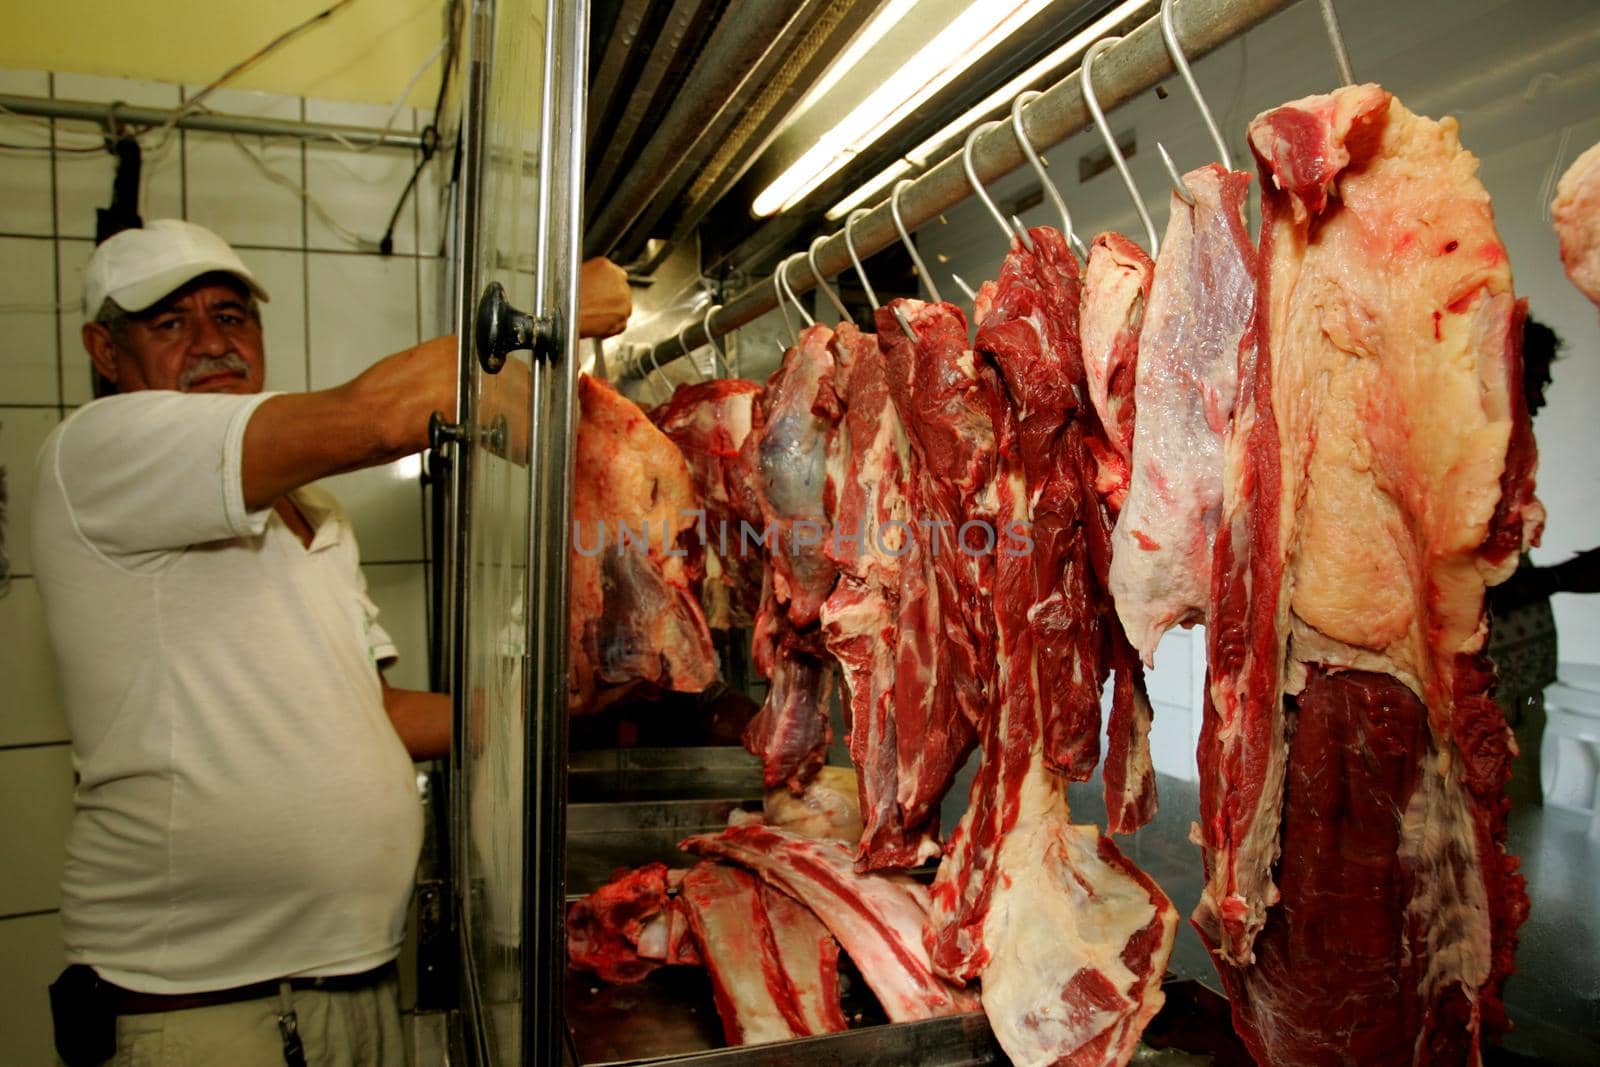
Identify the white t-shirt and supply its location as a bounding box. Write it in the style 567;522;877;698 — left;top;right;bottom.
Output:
31;390;423;994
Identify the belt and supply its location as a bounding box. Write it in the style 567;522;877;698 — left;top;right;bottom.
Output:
106;961;396;1016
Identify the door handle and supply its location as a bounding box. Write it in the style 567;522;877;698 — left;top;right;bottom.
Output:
475;281;557;374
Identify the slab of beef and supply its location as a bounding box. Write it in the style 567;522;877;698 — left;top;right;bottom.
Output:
1553;138;1600;312
1196;85;1540;1065
874;300;990;844
567;863;698;983
737;328;843;791
677;862;846;1045
820;321;945;869
972;226;1156;833
1109;164;1256;664
570;375;718;713
881;273;1175;1066
650;378;765;629
1079;232;1154;514
682;824;976;1022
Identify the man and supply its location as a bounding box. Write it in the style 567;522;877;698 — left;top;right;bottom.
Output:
33;219;630;1066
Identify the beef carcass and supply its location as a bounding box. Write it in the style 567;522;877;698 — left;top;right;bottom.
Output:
681;824;978;1023
1195;85;1539;1065
650;378;765;629
971;226;1156;833
877;283;1176;1067
1109;164;1257;664
820;321;945;869
738;327;843;791
876;300;990;844
1080;232;1154;514
677;863;846;1045
570;375;718;713
1553;138;1600;312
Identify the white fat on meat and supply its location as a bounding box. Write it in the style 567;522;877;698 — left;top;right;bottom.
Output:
762;765;864;843
1553;138;1600;312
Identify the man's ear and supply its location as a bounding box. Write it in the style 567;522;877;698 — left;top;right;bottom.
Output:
81;322;120;385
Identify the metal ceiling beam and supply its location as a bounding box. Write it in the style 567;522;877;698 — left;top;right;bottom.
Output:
583;0;833;259
631;0;1299;374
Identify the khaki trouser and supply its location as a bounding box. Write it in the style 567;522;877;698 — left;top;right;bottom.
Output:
100;975;406;1067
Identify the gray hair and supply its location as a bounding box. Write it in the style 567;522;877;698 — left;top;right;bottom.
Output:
93;283;262;348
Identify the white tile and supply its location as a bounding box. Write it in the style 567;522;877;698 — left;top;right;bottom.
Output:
365;562;430;691
185;132;304;249
418;256;448;341
55;239;98;407
0;912;65;1067
1148;698;1199;784
1145;626;1194;708
304;98;420;254
51;76;183;240
0;238;59;404
320;461;426;565
0;69;54;238
246;249;308;394
1;407;60;576
0;579;67;748
0;745;74;915
305;252;421;389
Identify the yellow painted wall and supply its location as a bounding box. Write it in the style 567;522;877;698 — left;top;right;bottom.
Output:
0;0;445;105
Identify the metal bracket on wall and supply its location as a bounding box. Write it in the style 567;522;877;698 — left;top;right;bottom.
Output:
474;281;558;374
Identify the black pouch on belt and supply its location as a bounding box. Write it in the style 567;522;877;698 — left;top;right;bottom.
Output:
49;964;118;1067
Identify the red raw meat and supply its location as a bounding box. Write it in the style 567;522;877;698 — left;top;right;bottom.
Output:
650;378;765;629
680;824;978;1023
972;226;1156;834
677;862;845;1045
1196;85;1540;1065
1109;164;1256;665
566;863;698;983
737;327;844;792
570;375;717;713
1079;232;1153;514
881;281;1176;1066
819;323;943;869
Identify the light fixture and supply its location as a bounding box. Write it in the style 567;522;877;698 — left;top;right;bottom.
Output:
752;0;1059;218
826;0;1156;220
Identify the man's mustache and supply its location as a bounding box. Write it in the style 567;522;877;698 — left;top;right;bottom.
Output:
179;353;250;388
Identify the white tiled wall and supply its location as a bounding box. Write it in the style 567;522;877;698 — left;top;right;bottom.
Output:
0;66;447;1063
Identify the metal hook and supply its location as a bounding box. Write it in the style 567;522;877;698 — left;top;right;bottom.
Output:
778;253;815;329
845;209;880;311
963;123;1031;253
807;236;850;322
702;302;731;379
644;344;673;398
1157;0;1231;207
1081;38;1160;257
1317;0;1356;86
950;274;978;304
772;266;795;345
891;179;942;305
1011;90;1086;260
893;305;919;345
677;320;708;382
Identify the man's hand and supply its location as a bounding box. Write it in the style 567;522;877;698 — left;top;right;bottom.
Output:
579;257;631;339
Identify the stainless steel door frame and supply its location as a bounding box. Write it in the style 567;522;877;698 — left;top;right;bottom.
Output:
519;0;586;1061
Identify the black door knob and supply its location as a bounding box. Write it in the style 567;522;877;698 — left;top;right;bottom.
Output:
475;282;556;374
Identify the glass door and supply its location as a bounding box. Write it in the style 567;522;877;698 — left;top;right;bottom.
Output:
446;0;585;1062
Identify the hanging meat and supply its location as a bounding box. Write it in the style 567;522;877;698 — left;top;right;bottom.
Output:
737;327;843;791
1079;232;1154;514
820;321;948;869
1552;139;1600;312
1108;163;1256;664
650;378;766;629
1195;85;1540;1065
569;374;718;713
883;276;1176;1067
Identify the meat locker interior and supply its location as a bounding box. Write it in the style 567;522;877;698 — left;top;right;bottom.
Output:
433;0;1600;1063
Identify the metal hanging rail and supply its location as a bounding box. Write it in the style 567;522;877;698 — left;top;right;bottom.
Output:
0;93;426;150
633;0;1300;375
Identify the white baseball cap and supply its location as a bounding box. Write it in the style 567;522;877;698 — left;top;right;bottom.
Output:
84;218;269;317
